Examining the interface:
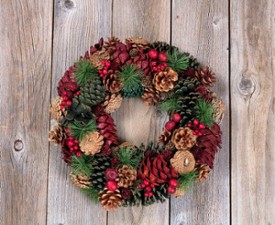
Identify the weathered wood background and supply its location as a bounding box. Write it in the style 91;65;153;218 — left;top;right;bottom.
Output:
0;0;274;224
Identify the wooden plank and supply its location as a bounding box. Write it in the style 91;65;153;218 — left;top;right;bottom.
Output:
170;1;230;225
230;0;275;224
108;0;171;224
47;1;112;224
0;1;53;225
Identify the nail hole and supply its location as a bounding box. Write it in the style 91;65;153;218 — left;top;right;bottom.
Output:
14;139;23;151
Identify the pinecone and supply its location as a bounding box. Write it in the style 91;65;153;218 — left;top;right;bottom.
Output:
49;125;67;145
196;164;210;182
141;76;153;88
49;96;67;122
138;153;178;186
79;132;104;155
195;66;216;86
170;151;196;174
99;188;122;211
86;38;104;56
116;165;137;188
130;49;151;76
153;67;178;92
103;93;122;113
126;37;150;49
103;70;123;93
212;97;225;124
91;154;111;190
70;172;92;189
173;77;199;96
171;127;197;151
142;184;169;206
57;68;79;99
159;129;172;145
191;123;222;168
150;41;178;54
121;189;141;207
195;85;214;102
90;49;110;69
141;87;160;106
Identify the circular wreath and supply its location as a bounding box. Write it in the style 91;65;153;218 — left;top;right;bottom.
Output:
49;37;224;210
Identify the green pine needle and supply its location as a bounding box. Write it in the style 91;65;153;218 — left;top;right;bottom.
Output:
177;170;198;192
73;60;98;86
168;50;190;72
196;99;215;127
71;155;94;177
81;188;99;203
68;120;97;141
116;146;143;169
160;98;181;114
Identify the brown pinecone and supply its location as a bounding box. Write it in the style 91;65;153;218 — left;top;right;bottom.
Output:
159;129;172;145
141;76;153;88
212;97;225;124
170;151;195;174
90;49;110;69
103;93;122;113
79;132;104;155
153;67;178;92
195;66;216;86
99;188;122;211
141;87;160;106
116;165;137;188
70;172;92;189
196;164;210;182
103;70;123;93
126;37;150;49
172;127;197;151
49;96;67;122
49;125;67;145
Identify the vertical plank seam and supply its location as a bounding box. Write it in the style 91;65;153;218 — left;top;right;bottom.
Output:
169;1;172;224
46;0;55;224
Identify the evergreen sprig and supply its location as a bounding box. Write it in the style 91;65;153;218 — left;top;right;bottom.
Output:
168;50;190;72
177;170;198;192
160;98;181;114
196;99;215;127
71;155;94;177
69;120;97;141
116;146;143;169
73;60;98;86
81;188;99;203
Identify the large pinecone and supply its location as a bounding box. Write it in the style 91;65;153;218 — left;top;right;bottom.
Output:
153;67;178;92
142;184;169;206
103;70;123;93
99;188;122;211
91;154;111;190
49;125;67;145
70;172;92;189
116;165;137;188
79;132;104;155
191;123;222;168
170;151;196;174
150;41;178;54
171;127;197;151
195;66;216;86
57;68;79;99
141;87;160;106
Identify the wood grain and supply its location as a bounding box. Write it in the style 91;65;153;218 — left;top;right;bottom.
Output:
47;0;112;224
108;0;171;225
0;0;53;225
231;0;275;224
170;1;230;225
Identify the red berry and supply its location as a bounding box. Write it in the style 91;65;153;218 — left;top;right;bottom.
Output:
106;180;117;191
160;65;165;70
63;91;67;95
167;186;176;194
69;147;74;152
148;192;153;197
68;136;73;140
66;100;72;106
150;61;157;67
158;52;167;62
163;63;168;67
76;151;82;157
172;113;182;123
153;66;158;71
60;105;65;110
74;139;79;144
143;180;149;186
102;69;108;75
165;121;176;131
144;192;149;197
198;131;203;136
150;183;155;188
67;141;74;147
193;119;199;125
187;123;192;127
76;91;80;96
145;186;152;192
141;183;146;188
105;61;111;67
105;168;118;181
63;96;68;101
101;60;106;65
73;145;79;150
169;179;178;188
148;49;158;59
199;124;205;129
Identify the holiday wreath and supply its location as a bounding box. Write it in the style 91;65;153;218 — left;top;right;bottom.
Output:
49;37;224;210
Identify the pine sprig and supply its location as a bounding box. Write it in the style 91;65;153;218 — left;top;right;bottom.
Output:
196;99;215;127
160;98;181;114
70;155;94;177
81;188;99;203
68;120;97;141
116;146;143;169
73;60;98;86
177;170;198;192
168;50;189;72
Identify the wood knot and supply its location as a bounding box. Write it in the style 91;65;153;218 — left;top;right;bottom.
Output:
64;0;75;9
14;139;23;151
238;77;255;96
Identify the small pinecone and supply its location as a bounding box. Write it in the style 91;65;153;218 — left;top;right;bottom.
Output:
150;41;178;54
191;123;222;168
122;189;142;207
49;96;67;122
79;132;104;155
121;84;144;98
142;185;169;206
70;172;92;189
103;71;123;93
141;87;160;106
103;93;122;113
159;129;172;145
171;127;197;151
90;49;110;69
116;165;137;188
212;97;225;124
196;164;210;182
91;154;111;190
126;37;150;49
153;67;178;92
195;85;214;102
170;151;196;174
49;125;67;145
141;76;153;88
57;69;79;99
195;66;216;86
99;188;122;211
130;49;151;76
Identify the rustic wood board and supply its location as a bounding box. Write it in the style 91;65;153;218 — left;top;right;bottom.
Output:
0;1;53;225
170;1;230;224
230;0;275;224
47;1;112;224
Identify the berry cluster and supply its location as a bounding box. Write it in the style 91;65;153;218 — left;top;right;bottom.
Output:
148;49;168;73
105;168;118;191
60;91;80;110
65;135;82;157
187;119;206;137
165;113;182;131
98;60;111;77
141;179;155;197
167;179;179;194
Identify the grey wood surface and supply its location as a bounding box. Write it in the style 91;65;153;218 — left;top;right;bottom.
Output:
0;0;274;225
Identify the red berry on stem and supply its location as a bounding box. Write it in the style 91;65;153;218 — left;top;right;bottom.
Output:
63;91;67;95
148;49;158;59
74;139;79;144
105;61;111;67
141;183;146;188
76;151;82;157
102;69;108;75
67;141;74;147
172;113;182;123
167;186;176;194
187;123;192;127
169;179;178;188
63;96;68;101
165;121;176;131
158;52;167;62
73;145;79;150
106;180;117;191
150;61;157;67
143;180;149;186
60;105;65;110
193;119;199;125
198;131;203;136
76;91;80;96
66;100;72;106
199;124;205;129
148;192;153;197
145;186;152;192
